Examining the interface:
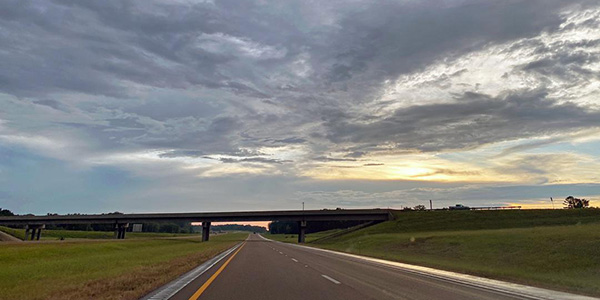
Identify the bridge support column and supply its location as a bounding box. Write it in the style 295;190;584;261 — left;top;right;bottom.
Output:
24;227;31;241
114;223;129;239
202;222;211;242
24;225;45;241
298;220;306;243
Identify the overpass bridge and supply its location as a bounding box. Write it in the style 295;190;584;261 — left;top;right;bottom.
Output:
0;209;394;243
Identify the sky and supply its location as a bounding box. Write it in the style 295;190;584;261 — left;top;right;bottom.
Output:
1;0;599;215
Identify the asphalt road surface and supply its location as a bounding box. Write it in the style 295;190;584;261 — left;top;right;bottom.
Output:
168;233;534;300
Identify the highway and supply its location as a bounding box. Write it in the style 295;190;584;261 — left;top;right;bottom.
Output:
165;234;530;300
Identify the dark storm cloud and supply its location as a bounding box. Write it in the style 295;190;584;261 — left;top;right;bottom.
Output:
317;0;570;84
0;0;583;99
1;0;599;168
0;0;277;98
324;89;600;152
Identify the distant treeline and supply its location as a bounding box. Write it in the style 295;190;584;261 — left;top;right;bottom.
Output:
44;211;194;233
207;224;267;233
269;220;368;234
45;222;194;233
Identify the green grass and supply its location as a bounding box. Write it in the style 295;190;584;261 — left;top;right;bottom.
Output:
273;209;600;297
382;208;600;233
315;223;600;296
0;226;25;240
0;226;196;240
267;228;342;243
0;233;247;300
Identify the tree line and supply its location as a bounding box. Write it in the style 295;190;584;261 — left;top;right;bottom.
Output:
268;220;368;234
209;224;267;233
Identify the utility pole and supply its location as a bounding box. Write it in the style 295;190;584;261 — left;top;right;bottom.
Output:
429;200;433;210
302;202;305;211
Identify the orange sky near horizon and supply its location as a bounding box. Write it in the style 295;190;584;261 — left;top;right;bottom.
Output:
192;221;271;229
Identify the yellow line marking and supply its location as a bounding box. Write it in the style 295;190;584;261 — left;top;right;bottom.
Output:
188;242;246;300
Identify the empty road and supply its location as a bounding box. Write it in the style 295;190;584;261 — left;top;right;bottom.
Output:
166;234;530;300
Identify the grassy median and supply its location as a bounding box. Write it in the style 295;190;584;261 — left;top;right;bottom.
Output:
0;232;247;300
270;209;600;297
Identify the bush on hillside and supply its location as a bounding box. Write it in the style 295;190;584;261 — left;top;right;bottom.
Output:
563;196;589;209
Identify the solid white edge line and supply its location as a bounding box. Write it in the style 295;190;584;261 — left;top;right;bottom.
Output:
258;234;599;300
321;274;341;284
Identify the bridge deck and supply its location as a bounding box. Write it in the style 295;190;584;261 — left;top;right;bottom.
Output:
0;209;394;225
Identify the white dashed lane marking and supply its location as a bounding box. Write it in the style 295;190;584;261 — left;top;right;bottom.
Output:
321;274;341;285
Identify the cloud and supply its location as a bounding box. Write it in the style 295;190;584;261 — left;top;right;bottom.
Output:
313;156;357;162
32;99;69;111
218;157;291;164
1;0;599;212
324;89;600;152
2;0;598;160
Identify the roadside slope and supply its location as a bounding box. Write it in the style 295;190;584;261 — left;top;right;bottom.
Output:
300;209;600;297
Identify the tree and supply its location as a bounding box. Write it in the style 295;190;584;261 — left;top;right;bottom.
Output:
0;208;15;216
413;205;426;211
563;196;589;209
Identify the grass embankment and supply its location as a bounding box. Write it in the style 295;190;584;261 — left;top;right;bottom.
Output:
0;232;247;300
0;226;195;240
277;209;600;296
267;229;341;243
0;226;25;240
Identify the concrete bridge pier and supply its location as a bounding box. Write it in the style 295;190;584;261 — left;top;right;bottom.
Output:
201;222;211;242
24;224;45;241
114;223;129;239
297;220;306;243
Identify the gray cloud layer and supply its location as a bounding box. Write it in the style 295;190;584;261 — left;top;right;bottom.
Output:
2;0;598;157
1;0;600;212
325;89;600;152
